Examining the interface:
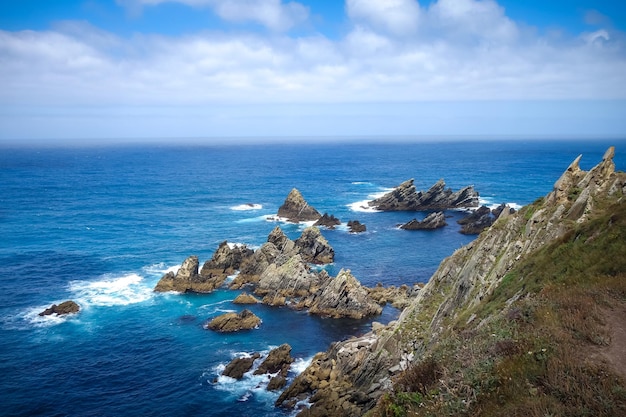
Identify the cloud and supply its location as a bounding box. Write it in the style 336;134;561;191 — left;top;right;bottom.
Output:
1;1;625;114
117;0;309;31
346;0;421;36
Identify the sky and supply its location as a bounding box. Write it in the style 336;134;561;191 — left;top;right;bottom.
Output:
1;0;625;143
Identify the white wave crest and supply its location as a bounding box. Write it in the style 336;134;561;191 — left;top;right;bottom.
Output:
348;199;380;213
143;262;180;276
231;203;263;211
69;273;153;307
291;357;313;375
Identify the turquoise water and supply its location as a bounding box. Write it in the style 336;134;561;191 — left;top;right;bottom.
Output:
1;139;624;416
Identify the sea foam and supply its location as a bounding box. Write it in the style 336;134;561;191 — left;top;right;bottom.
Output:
231;204;263;211
69;273;153;307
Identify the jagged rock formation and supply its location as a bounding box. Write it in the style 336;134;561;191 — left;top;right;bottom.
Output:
277;188;322;222
255;344;294;391
277;147;625;416
314;213;341;229
39;300;80;316
347;220;366;233
233;292;260;304
400;211;447;230
155;242;254;293
294;227;335;264
254;254;324;306
222;353;261;379
304;269;383;319
206;309;261;332
231;242;282;289
457;204;516;234
368;178;479;211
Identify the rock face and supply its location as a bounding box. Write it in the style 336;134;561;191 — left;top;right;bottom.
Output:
400;211;447;230
255;254;323;306
200;241;253;277
154;255;213;293
366;283;421;309
222;353;261;379
277;148;625;417
314;213;341;229
306;269;382;319
254;344;293;376
277;188;322;222
347;220;366;233
206;309;261;332
294;226;335;264
368;178;479;211
39;300;80;316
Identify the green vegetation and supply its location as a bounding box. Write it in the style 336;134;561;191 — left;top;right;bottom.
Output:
371;199;626;417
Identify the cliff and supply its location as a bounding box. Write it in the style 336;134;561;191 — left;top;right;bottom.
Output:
278;147;626;416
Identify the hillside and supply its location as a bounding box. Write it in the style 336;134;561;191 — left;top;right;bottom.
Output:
277;147;626;416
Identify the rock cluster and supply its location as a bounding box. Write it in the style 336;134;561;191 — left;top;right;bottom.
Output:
222;344;294;391
368;178;479;211
277;188;322;222
400;211;447;230
232;292;260;304
222;353;261;379
39;300;80;316
206;309;261;332
277;147;625;417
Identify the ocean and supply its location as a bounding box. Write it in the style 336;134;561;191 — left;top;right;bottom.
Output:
1;139;624;416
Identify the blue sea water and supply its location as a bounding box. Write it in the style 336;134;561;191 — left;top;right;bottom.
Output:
0;139;624;416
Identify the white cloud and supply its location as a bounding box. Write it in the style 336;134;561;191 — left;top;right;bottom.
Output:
117;0;309;31
346;0;421;36
1;0;626;140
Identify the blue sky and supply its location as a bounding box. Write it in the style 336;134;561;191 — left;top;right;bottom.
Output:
1;0;625;143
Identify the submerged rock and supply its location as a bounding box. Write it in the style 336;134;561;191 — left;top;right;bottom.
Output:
400;211;447;230
368;178;478;211
277;188;322;223
38;300;80;316
206;309;261;332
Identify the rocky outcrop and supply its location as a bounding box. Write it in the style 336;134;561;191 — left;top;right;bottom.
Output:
206;309;261;332
200;241;253;277
347;220;366;233
304;269;382;319
294;227;335;264
267;226;296;254
254;254;324;306
233;292;260;304
231;242;282;289
277;188;322;222
154;255;222;293
277;148;625;417
400;211;447;230
366;283;421;309
255;344;294;391
314;213;341;229
39;300;80;316
368;178;479;211
222;353;261;379
458;204;516;234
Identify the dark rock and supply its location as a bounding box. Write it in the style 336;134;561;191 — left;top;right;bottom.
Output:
200;241;253;277
400;211;447;230
38;300;80;316
206;309;261;332
492;203;516;218
231;242;281;289
267;226;296;254
154;255;220;293
294;227;335;264
457;206;494;234
254;343;293;376
347;220;366;233
368;178;479;211
222;353;261;379
267;375;287;391
277;188;322;222
314;213;341;229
